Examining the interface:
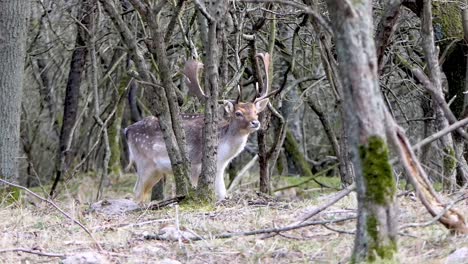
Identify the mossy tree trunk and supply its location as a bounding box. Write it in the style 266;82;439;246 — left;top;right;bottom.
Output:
284;130;313;178
108;75;128;178
324;1;398;262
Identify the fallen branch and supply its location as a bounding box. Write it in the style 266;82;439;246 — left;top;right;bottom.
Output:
0;248;65;258
297;183;355;223
0;178;104;250
93;218;174;232
399;193;468;230
144;216;355;241
145;195;185;210
385;112;468;234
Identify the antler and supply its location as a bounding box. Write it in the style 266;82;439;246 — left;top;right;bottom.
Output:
236;85;242;104
184;59;207;102
253;53;270;103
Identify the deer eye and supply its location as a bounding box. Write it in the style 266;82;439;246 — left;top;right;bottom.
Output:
235;111;243;117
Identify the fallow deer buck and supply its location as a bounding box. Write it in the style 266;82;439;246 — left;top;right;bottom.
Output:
124;53;271;202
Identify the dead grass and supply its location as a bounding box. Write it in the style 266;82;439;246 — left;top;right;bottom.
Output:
0;174;467;263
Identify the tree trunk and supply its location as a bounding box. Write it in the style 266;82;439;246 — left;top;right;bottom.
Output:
324;1;398;262
310;16;355;186
50;1;92;196
195;2;226;202
284;130;313;178
147;18;192;198
420;1;457;192
0;0;30;185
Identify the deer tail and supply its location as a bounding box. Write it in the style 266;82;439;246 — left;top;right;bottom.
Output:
123;127;134;172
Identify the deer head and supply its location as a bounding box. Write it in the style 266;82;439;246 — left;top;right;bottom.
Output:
184;53;271;134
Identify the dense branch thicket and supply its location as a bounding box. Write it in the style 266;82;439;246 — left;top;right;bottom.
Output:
2;1;467;261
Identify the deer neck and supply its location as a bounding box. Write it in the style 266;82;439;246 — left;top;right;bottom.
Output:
217;120;250;168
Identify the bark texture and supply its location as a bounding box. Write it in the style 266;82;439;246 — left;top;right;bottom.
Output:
195;0;229;202
324;1;398;262
0;0;30;182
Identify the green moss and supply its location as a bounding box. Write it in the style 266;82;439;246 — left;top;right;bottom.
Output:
359;136;396;205
108;74;129;177
179;195;215;212
276;157;284;175
366;215;398;263
356;137;398;262
443;147;456;175
432;2;463;44
284;130;313;177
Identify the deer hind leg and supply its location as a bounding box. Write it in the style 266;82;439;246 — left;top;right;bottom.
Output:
134;165;165;203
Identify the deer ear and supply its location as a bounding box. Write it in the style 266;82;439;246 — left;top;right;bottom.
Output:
223;100;235;114
255;98;269;113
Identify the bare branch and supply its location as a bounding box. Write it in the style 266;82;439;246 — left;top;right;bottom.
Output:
0;178;104;250
145;216;356;241
241;0;333;35
297;183;356;223
193;0;215;21
385;112;468;234
414;117;468;150
0;248;65;258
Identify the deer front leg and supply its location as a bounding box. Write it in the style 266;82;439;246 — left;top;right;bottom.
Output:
215;167;227;201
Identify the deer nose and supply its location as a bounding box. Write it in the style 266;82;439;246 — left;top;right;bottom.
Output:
251;120;260;129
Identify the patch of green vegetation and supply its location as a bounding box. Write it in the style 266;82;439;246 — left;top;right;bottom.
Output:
179;197;215;212
34;221;47;230
359;136;396;205
0;186;21;204
432;181;443;192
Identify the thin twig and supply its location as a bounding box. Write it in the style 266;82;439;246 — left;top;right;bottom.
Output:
144;216;355;241
413;117;468;150
297;183;356;223
322;224;355;235
0;178;103;251
227;155;259;192
240;0;333;34
93;218;174;232
0;248;66;258
145;195;186;210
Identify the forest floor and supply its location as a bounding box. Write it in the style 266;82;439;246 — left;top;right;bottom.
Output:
0;173;467;264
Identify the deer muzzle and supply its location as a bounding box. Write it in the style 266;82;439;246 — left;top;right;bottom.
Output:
250;120;260;130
